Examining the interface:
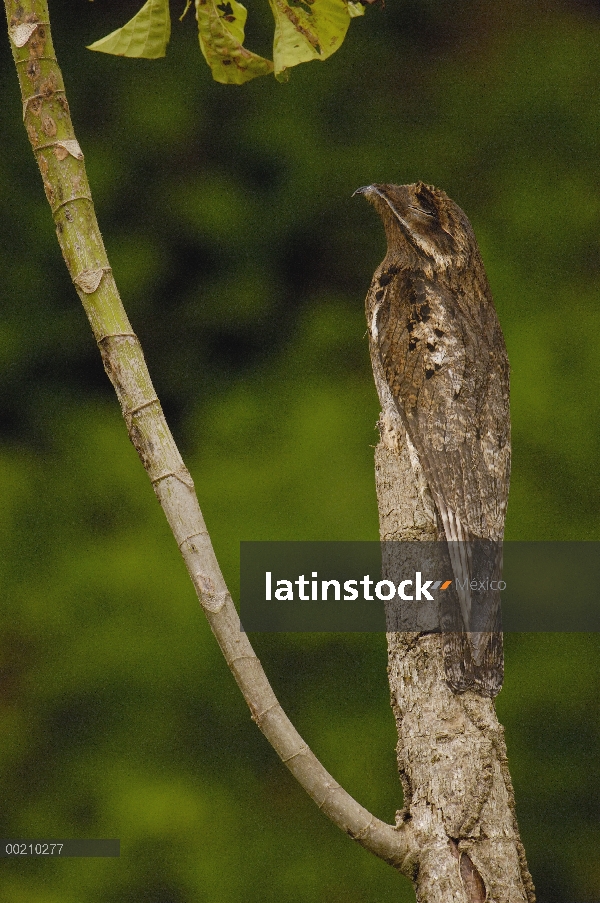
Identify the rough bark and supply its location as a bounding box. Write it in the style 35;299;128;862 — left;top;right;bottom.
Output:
374;402;536;903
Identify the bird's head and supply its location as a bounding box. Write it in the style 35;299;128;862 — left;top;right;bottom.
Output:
354;182;476;273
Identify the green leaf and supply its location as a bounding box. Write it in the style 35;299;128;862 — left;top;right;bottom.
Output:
87;0;171;59
268;0;358;78
195;0;274;85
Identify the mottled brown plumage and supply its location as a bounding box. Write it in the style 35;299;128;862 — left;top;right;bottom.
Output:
357;181;510;695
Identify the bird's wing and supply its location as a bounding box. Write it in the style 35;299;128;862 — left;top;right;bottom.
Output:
373;270;510;637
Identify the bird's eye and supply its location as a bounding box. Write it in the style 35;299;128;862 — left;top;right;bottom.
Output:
412;188;437;218
409;205;435;218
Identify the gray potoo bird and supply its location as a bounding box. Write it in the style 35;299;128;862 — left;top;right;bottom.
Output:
356;182;510;696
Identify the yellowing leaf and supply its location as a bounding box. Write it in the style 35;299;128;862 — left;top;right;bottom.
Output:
195;0;274;85
268;0;357;78
347;1;365;18
87;0;171;59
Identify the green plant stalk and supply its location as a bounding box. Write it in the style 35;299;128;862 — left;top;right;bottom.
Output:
3;0;417;876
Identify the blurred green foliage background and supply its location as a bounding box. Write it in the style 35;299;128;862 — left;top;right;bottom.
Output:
0;0;599;900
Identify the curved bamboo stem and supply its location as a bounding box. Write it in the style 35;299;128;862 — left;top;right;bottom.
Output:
3;0;416;875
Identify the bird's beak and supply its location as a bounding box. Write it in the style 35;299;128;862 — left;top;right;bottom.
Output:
352;185;373;198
